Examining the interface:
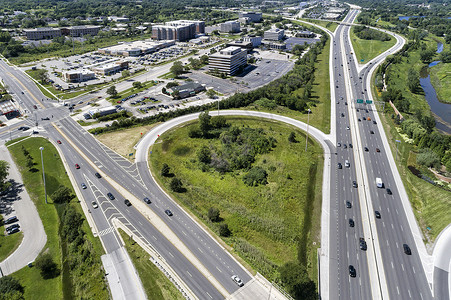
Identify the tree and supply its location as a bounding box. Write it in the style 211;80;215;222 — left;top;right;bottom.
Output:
106;85;118;98
279;262;316;300
407;68;419;93
200;55;209;64
170;61;184;78
166;81;179;89
0;160;10;192
439;51;451;63
243;166;268;186
219;223;231;237
198;111;211;137
206;89;216;99
161;163;171;177
35;252;59;279
417;150;440;169
197;145;211;164
51;185;75;203
170;177;183;192
121;70;131;78
132;81;143;89
0;276;24;300
419;48;435;63
207;207;220;222
288;132;297;143
35;69;48;84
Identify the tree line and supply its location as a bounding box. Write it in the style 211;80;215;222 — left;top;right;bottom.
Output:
353;25;392;41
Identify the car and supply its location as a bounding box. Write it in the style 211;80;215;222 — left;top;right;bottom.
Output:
143;197;151;204
95;172;102;178
376;148;380;152
365;109;369;113
343;144;347;149
403;244;411;255
91;201;99;209
356;109;359;112
349;144;353;148
4;216;18;224
22;126;30;131
107;193;115;200
358;118;361;122
346;126;350;130
373;120;377;124
336;86;339;88
75;164;80;169
345;160;350;168
346;201;352;208
341;113;345;117
344;102;348;105
57;140;62;144
349;265;356;277
124;199;131;206
231;275;244;287
8;227;20;235
386;188;392;195
165;209;173;216
81;183;87;189
363;117;366;120
370;131;374;134
18;126;25;131
352;181;358;188
359;238;367;250
21;91;24;94
349;218;354;227
338;163;342;169
364;147;369;152
375;211;381;219
41;117;50;121
337;142;341;147
6;223;20;232
33;105;37;109
32;130;39;134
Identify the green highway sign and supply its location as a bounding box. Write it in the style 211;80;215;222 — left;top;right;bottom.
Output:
356;99;364;103
366;100;373;104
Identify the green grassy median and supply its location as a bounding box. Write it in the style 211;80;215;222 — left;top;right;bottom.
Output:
350;27;396;64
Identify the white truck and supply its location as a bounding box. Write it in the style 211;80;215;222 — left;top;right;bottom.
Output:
376;177;383;188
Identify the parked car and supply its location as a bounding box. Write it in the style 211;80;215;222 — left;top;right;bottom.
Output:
4;216;18;225
8;227;20;235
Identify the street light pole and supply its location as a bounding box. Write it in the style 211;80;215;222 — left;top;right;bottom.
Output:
39;147;47;204
395;140;401;161
305;109;311;152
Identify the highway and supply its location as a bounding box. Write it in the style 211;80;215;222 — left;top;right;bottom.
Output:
329;9;433;300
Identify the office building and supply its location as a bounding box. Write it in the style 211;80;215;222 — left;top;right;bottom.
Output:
208;46;247;75
98;40;174;56
152;20;205;42
23;27;62;40
264;28;285;41
91;61;129;76
62;69;96;83
220;21;240;33
170;82;205;99
238;12;262;22
243;35;262;47
61;25;101;37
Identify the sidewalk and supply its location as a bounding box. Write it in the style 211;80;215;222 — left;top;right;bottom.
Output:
0;145;47;276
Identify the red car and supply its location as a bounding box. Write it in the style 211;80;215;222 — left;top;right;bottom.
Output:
57;140;62;144
376;148;380;152
75;164;80;169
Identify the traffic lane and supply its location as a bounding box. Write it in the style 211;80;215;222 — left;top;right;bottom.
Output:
58;118;251;292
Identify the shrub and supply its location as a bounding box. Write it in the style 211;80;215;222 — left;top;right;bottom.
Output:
207;207;220;222
51;185;75;204
161;163;171;177
170;177;184;192
197;145;211;164
243;166;268;186
0;276;24;299
219;223;231;237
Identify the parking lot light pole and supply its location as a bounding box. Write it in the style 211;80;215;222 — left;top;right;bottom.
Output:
305;109;311;152
39;147;47;204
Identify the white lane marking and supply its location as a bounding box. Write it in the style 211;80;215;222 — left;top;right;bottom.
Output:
168;252;174;258
187;271;192;277
198;247;204;254
397;286;400;294
216;266;222;273
206;292;213;299
400;225;403;232
391;261;394;269
408;290;412;298
413;266;416;274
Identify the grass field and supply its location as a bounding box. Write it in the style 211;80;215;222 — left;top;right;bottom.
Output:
6;137;107;299
299;19;338;33
0;227;23;263
350;27;396;64
118;229;185;300
247;38;331;134
149;116;323;285
378;109;451;243
107;80;156;103
430;62;451;104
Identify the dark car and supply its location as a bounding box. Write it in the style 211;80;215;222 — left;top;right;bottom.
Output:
349;218;354;227
349;144;353;148
107;192;115;200
337;142;341;147
363;117;366;121
370;130;374;134
375;211;381;219
364;147;369;152
345;102;348;105
349;265;356;277
8;227;20;235
341;113;345;117
6;223;20;232
41;117;50;121
359;238;367;251
81;183;87;189
376;148;380;152
143;197;151;204
386;188;392;195
373;120;377;124
358;118;361;122
338;163;342;169
124;199;131;206
343;144;347;149
403;244;411;255
346;201;352;208
33;105;37;109
165;209;173;216
95;172;102;178
353;181;358;188
4;216;18;225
